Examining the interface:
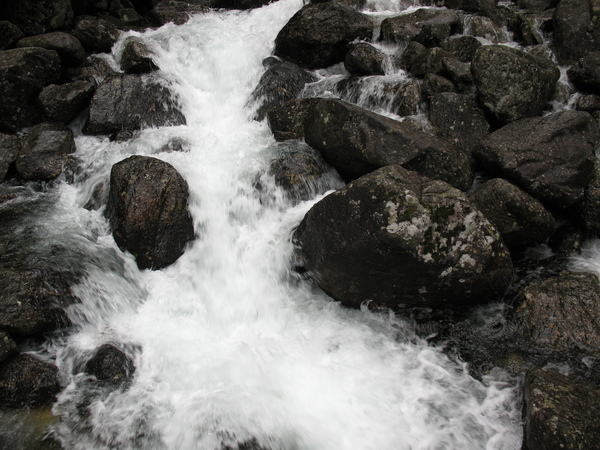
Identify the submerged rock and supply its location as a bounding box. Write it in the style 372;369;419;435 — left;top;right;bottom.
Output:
105;155;195;270
293;165;513;311
85;343;135;385
0;354;61;408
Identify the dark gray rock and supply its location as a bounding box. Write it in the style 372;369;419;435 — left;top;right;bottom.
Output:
273;3;373;70
249;60;316;121
108;0;143;22
441;0;503;24
441;57;473;91
444;35;482;63
472;44;559;126
147;0;210;26
15;32;85;67
0;21;24;50
0;133;19;181
293;165;513;311
576;94;600;112
475;110;598;210
0;47;61;131
67;54;117;85
429;92;490;155
85;343;135;385
524;368;600;450
120;36;158;74
0;354;61;408
39;80;96;124
105;155;195;270
469;178;556;252
0;331;17;363
465;16;508;43
0;0;74;36
568;51;600;96
267;98;320;141
509;12;544;46
379;8;462;45
0;267;74;336
553;0;600;65
344;42;385;76
211;0;275;9
582;159;600;234
84;74;186;136
408;47;453;78
73;17;120;53
516;271;600;355
16;122;76;181
305;98;473;189
518;0;558;11
422;73;456;99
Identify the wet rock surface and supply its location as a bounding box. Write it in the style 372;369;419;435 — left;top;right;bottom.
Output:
85;343;135;385
0;354;61;408
39;80;96;125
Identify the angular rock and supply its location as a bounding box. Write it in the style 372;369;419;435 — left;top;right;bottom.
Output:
516;271;600;355
120;37;158;74
475;110;598;210
0;0;74;36
85;74;186;136
0;267;74;336
0;331;17;363
429;92;490;154
472;45;559;125
16;122;76;181
39;80;96;124
0;354;61;408
267;98;320;141
344;43;385;76
469;178;555;252
273;3;373;70
147;0;210;26
0;21;24;50
568;51;600;95
441;57;472;91
108;0;143;23
249;60;316;121
305;98;472;190
15;32;85;67
408;47;453;78
293;165;513;311
67;54;117;85
422;73;456;99
73;17;120;53
0;47;61;131
85;343;135;385
524;368;600;450
465;16;508;43
397;41;427;71
105;155;195;270
0;133;19;181
445;35;482;63
509;13;544;46
553;0;600;65
379;8;462;45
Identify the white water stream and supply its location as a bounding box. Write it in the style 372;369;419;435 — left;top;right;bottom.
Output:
28;0;523;448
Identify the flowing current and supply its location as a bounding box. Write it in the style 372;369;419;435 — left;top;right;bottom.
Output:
21;0;523;448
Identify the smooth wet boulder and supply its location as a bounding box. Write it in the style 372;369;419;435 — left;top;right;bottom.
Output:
475;110;598;210
15;32;85;67
39;80;96;124
120;37;158;74
0;267;74;336
0;47;61;131
147;0;210;26
0;0;74;36
379;8;462;46
0;354;61;407
85;73;186;136
293;165;513;311
0;331;17;363
568;51;600;95
73;17;120;53
85;343;135;385
344;42;385;76
0;21;24;50
553;0;600;65
267;98;320;142
273;3;373;70
249;60;316;121
105;155;195;270
0;133;20;181
471;45;559;125
516;271;600;355
16;122;76;181
304;98;473;190
524;368;600;449
469;178;556;252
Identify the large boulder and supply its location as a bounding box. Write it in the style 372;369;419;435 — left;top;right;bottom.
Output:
249;60;316;121
267;98;320;142
553;0;600;65
273;3;373;70
73;17;120;53
344;42;386;76
0;267;74;337
475;110;599;210
85;343;135;385
105;155;195;270
304;98;473;190
84;74;186;136
469;178;556;252
379;8;462;46
523;368;600;449
16;122;76;181
39;80;96;125
293;165;513;311
0;47;61;131
0;0;74;36
567;51;600;95
471;45;559;126
0;354;61;407
15;32;85;67
516;271;600;355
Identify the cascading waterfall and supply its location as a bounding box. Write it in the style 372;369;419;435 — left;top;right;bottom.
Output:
7;0;525;448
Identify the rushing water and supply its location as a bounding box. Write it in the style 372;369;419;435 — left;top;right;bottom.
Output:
5;0;525;448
